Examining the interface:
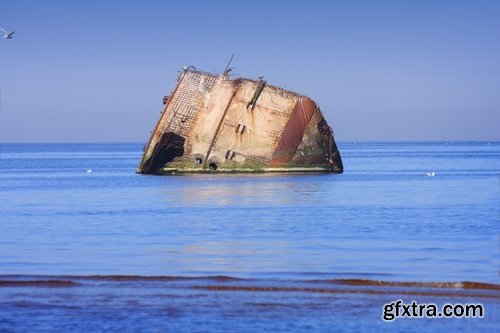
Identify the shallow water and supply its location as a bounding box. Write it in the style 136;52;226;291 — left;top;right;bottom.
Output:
1;142;498;282
0;275;498;333
0;142;499;331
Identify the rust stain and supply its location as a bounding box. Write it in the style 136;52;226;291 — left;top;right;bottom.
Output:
269;97;317;167
137;67;343;174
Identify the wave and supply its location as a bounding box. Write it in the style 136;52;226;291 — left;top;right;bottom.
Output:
318;278;500;290
0;279;80;287
1;275;499;299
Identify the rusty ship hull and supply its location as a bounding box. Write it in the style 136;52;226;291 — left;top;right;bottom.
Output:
137;68;343;174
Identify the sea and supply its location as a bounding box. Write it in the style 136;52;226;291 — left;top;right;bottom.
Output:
0;141;498;332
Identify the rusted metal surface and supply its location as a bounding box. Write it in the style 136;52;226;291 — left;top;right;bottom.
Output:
269;97;317;167
137;67;343;174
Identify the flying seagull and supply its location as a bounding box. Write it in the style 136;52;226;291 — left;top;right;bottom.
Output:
0;27;15;39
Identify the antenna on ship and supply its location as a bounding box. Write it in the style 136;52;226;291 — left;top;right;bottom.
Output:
223;53;234;76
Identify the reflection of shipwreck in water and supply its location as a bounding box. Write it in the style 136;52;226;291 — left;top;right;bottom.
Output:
137;67;343;174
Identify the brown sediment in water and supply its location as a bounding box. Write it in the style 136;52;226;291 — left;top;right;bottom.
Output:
0;280;80;287
1;275;499;300
83;275;242;282
0;275;243;285
190;285;500;299
320;279;500;291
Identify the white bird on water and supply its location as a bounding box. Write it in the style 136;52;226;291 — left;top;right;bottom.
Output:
0;27;14;39
426;171;436;177
86;169;92;173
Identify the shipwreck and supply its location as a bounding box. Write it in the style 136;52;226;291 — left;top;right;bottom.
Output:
137;67;343;174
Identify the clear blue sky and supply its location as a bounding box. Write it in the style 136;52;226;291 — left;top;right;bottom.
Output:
1;0;499;142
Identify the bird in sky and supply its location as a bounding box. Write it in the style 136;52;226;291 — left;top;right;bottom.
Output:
0;27;15;39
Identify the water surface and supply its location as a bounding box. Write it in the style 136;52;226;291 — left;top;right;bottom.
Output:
1;142;498;282
0;142;498;332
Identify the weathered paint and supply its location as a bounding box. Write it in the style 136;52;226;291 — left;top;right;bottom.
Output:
137;68;343;174
269;97;317;167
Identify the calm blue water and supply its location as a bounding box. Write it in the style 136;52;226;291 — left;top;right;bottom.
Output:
0;142;499;332
1;142;498;282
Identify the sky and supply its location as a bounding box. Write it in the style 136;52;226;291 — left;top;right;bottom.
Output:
0;0;499;142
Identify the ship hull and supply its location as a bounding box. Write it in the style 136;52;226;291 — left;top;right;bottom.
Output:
137;69;343;174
